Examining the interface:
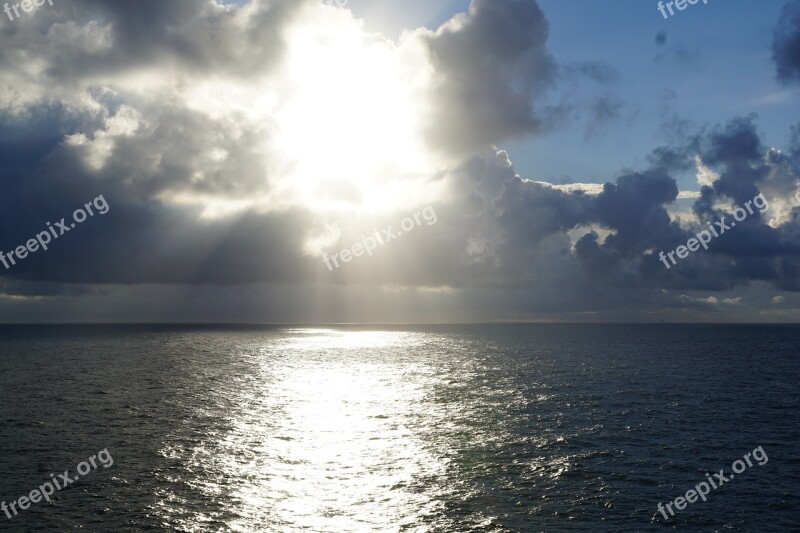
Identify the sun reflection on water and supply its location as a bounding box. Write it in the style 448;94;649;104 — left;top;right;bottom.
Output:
157;328;450;532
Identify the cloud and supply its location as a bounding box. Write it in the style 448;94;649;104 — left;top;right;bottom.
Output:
654;43;701;67
584;96;626;139
773;0;800;83
562;61;619;84
1;0;800;322
5;103;800;306
420;0;558;157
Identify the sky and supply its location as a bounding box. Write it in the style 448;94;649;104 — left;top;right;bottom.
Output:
1;0;800;323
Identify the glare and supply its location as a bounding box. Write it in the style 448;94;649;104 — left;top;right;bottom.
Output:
152;329;446;531
168;6;448;218
268;11;444;214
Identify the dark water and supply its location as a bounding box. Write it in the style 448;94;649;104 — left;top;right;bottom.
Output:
0;324;798;532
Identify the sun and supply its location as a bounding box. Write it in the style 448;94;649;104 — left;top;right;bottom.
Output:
266;6;445;215
178;4;446;219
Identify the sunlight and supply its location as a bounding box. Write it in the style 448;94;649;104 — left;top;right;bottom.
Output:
169;5;448;218
164;329;449;531
268;9;443;215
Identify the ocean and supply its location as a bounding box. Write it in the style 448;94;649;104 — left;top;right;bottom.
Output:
0;324;798;531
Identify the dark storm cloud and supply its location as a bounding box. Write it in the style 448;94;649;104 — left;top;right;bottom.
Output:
5;110;800;303
597;118;800;292
422;0;558;156
773;0;800;82
431;117;800;300
0;111;64;176
1;201;316;285
0;123;314;285
592;171;679;253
